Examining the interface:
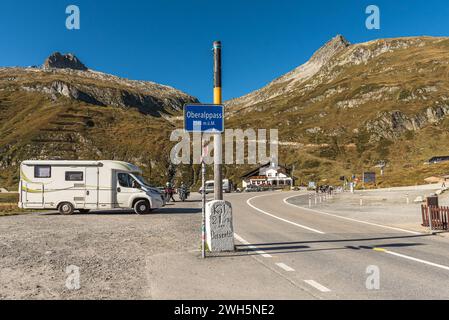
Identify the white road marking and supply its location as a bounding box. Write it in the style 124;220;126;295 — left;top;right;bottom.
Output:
275;262;295;272
283;195;422;235
234;233;272;258
373;248;449;271
247;195;325;234
304;280;331;292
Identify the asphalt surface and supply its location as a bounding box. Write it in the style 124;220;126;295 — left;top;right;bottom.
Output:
224;191;449;299
2;191;449;299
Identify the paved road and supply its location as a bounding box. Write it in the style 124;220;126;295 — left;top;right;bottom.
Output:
222;191;449;299
2;191;449;299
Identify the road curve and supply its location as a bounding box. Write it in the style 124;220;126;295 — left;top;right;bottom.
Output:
224;191;449;299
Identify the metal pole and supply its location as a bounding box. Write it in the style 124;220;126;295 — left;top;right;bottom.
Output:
213;40;223;200
201;161;206;259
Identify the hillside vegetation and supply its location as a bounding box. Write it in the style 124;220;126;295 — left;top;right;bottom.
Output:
0;56;198;189
2;36;449;191
225;36;449;186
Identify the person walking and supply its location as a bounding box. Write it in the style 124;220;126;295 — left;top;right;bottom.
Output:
165;182;176;202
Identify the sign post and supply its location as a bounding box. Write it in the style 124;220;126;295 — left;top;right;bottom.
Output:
184;105;225;257
213;41;223;201
184;104;224;132
201;156;206;259
183;41;235;255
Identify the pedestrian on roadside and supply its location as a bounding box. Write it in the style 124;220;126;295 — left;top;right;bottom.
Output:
165;182;176;202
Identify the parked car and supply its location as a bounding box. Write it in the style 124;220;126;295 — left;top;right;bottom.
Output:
244;184;261;192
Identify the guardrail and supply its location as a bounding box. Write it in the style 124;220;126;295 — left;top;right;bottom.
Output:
421;205;448;230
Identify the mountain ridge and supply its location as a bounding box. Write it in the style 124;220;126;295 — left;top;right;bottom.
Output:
225;35;449;187
0;53;199;187
225;34;351;112
2;36;449;188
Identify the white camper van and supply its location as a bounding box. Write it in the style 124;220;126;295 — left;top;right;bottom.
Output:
199;179;232;194
18;160;164;215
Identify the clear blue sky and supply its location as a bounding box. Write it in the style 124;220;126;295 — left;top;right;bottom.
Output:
1;0;448;102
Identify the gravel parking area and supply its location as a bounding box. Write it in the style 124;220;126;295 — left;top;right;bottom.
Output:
0;201;201;299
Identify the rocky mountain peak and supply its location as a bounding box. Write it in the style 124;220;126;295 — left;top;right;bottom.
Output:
225;35;351;110
309;34;351;64
42;52;88;71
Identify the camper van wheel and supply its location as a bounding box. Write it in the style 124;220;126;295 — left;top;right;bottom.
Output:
58;202;74;215
134;199;151;215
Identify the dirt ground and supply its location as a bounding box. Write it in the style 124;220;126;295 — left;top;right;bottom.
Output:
0;201;201;299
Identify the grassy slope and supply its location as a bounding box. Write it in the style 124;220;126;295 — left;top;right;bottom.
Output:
2;38;449;190
225;37;449;187
0;85;180;189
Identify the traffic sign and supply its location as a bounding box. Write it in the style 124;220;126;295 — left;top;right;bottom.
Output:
184;104;224;133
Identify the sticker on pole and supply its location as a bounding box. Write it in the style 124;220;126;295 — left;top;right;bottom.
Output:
184;104;224;133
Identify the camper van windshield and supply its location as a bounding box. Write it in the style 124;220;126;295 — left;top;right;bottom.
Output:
132;174;153;187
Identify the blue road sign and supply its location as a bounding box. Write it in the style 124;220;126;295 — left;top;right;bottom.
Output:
184;104;224;133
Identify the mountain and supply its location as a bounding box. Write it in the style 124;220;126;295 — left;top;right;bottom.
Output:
226;35;351;113
0;54;199;188
225;35;449;187
3;36;449;190
43;52;88;71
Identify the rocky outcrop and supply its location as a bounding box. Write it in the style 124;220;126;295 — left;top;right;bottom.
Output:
43;52;88;71
20;80;196;115
1;64;199;115
366;104;449;140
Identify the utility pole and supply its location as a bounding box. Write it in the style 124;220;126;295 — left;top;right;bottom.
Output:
201;159;206;259
213;41;223;200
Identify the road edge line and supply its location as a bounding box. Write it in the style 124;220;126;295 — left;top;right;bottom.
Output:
234;233;272;258
246;195;325;234
304;280;331;292
373;247;449;271
283;194;422;235
275;262;295;272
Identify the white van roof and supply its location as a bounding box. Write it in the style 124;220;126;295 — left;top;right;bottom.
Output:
21;160;142;173
22;160;101;166
205;179;229;184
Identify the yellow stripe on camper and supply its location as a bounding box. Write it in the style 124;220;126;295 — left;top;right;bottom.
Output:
20;167;52;185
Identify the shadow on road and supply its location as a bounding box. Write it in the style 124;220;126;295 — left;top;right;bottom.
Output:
36;206;201;216
229;234;431;257
243;234;431;247
155;207;201;214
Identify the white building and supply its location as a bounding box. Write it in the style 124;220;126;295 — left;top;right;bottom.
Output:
241;162;293;188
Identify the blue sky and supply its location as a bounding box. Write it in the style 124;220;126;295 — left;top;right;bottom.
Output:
1;0;448;102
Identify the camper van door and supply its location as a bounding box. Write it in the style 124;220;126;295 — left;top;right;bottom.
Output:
85;166;99;209
21;164;45;208
116;172;139;208
24;182;44;208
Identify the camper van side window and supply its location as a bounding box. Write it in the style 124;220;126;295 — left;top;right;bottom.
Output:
65;171;84;181
34;165;51;178
118;173;132;188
